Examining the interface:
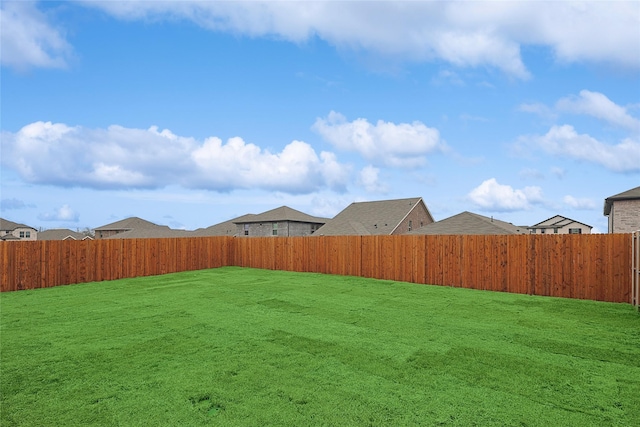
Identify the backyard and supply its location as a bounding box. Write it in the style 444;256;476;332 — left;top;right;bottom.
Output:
1;267;639;426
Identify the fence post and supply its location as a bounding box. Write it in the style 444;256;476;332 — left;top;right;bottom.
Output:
633;231;639;311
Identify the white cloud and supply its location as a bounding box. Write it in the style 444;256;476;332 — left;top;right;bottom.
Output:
516;90;640;173
468;178;544;211
78;1;640;77
531;125;640;173
312;111;444;168
0;121;350;193
191;137;349;193
358;165;388;193
556;90;640;132
563;195;596;210
38;204;79;222
0;2;72;70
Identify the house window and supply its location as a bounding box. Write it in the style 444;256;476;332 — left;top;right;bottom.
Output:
25;231;30;238
554;228;558;234
541;229;546;234
408;220;412;231
569;228;582;234
272;223;278;236
530;229;536;234
244;224;249;236
19;231;25;238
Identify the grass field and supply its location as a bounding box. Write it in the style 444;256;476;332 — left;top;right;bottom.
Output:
1;267;639;426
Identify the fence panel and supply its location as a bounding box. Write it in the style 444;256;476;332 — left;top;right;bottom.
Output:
0;237;232;291
0;234;633;304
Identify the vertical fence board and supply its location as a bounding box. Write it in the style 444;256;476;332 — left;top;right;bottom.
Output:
46;241;58;289
3;243;16;291
412;236;425;285
611;234;626;303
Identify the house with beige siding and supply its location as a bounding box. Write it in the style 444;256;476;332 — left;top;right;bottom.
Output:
314;197;434;236
527;215;592;235
233;206;328;237
604;186;640;233
409;211;527;235
0;218;37;241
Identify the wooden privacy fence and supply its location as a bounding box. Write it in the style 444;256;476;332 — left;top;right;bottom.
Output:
0;237;231;292
0;234;633;303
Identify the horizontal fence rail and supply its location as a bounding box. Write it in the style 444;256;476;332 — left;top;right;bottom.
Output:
0;234;633;303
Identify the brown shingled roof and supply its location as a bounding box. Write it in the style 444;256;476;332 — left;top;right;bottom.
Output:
104;228;192;239
94;217;162;231
38;229;92;240
232;206;327;224
0;218;36;231
409;211;526;235
314;197;432;236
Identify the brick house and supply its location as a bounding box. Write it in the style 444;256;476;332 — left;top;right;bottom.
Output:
604;186;640;233
0;218;37;241
233;206;328;237
192;214;256;237
314;197;434;236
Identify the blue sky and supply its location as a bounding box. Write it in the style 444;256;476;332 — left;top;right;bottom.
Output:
1;1;639;233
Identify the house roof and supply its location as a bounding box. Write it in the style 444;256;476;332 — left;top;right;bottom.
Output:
232;206;327;225
0;234;21;241
314;197;432;236
94;217;162;231
104;227;192;239
192;214;256;237
409;211;526;235
38;229;92;240
0;218;37;231
529;215;592;229
604;185;640;215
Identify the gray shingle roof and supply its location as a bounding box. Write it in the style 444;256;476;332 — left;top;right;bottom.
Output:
192;214;256;237
0;218;36;231
409;211;526;235
604;185;640;215
314;197;431;236
94;217;162;231
103;227;192;239
232;206;327;224
38;229;91;240
529;215;592;229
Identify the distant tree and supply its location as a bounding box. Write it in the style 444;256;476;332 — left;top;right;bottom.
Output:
77;227;95;238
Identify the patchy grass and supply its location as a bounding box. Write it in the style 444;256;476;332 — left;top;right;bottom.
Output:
2;267;639;426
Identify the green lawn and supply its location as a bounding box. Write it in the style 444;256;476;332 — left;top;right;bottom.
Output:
1;267;639;426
